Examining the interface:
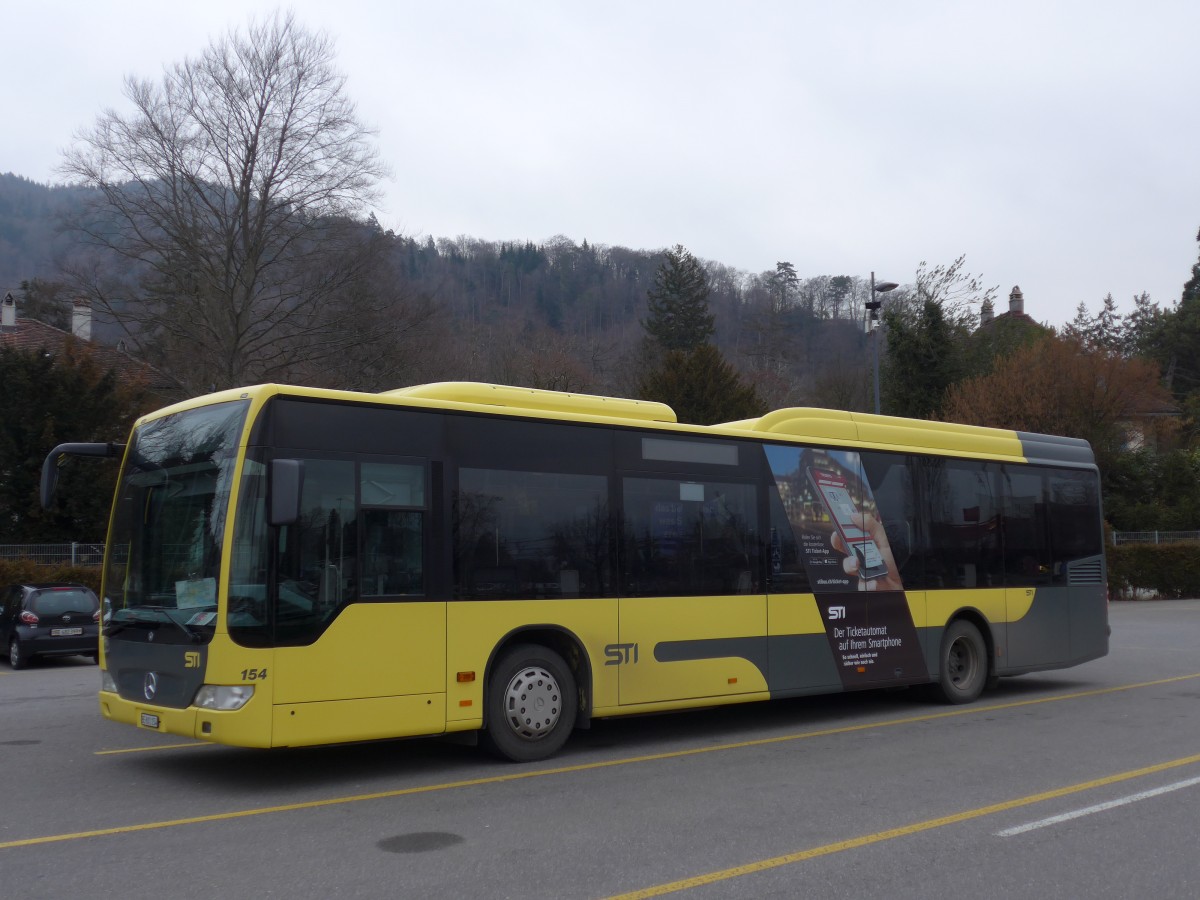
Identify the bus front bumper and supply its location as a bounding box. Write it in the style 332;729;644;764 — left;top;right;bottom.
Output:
99;688;274;748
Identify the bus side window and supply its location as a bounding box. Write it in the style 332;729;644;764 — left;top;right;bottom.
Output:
861;452;922;588
922;460;1004;589
360;462;426;597
453;468;610;600
1046;469;1102;582
620;477;758;597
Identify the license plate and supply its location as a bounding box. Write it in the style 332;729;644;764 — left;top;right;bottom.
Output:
140;712;161;729
51;627;84;636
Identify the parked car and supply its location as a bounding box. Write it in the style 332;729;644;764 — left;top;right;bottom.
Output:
1;583;100;669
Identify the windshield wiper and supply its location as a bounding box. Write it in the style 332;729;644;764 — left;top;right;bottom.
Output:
105;606;205;643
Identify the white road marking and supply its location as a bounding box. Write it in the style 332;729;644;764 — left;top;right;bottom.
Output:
997;774;1200;837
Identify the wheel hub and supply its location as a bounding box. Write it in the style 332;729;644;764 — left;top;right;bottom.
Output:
949;639;974;685
501;665;562;740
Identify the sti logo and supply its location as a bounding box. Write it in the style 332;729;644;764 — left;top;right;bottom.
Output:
184;651;201;669
604;643;639;666
827;606;847;621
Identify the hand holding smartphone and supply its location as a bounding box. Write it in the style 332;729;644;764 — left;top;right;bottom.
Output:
807;467;901;589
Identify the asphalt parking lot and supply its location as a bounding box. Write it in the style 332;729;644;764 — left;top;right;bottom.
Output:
3;599;1199;899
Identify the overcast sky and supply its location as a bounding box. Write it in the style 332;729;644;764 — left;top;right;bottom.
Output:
8;1;1199;327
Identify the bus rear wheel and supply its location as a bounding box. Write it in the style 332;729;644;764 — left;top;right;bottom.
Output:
936;620;987;704
483;644;577;762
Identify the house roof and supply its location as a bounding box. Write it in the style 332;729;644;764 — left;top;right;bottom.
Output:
0;313;175;395
980;309;1041;328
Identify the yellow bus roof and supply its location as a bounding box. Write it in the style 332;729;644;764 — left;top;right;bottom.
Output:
139;381;1092;467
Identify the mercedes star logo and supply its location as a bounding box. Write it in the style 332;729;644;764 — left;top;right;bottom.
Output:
143;671;159;701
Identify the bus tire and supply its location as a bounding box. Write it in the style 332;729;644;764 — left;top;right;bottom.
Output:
483;644;577;762
936;620;987;704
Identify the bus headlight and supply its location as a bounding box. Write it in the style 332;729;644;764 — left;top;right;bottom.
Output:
194;685;255;710
100;670;117;693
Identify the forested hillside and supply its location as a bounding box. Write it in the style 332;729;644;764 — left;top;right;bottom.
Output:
0;174;95;285
0;172;876;407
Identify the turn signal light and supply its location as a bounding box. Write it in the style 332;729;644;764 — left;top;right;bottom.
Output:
456;672;476;683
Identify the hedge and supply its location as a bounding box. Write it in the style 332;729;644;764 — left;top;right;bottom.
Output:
1107;542;1200;600
0;561;101;593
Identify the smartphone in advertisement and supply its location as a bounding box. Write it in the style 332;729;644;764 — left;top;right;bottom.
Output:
807;467;889;581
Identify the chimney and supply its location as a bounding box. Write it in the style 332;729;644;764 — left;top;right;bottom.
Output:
1009;285;1024;316
1;291;16;328
980;298;994;326
72;298;93;341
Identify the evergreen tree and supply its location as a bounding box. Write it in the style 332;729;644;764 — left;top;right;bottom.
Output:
0;341;152;541
880;299;963;419
1120;292;1168;360
1092;293;1123;351
637;245;763;424
1183;226;1200;308
765;261;799;312
638;344;766;425
642;245;715;352
1062;301;1095;343
1165;227;1200;399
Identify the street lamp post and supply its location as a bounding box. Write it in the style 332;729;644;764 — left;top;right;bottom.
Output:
866;271;899;415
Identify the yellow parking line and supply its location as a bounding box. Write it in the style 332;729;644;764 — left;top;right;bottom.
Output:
605;751;1200;899
95;742;212;755
3;672;1198;851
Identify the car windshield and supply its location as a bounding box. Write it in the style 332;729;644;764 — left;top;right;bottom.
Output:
103;400;249;644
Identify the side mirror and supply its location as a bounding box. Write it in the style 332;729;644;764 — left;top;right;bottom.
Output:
40;442;124;508
269;459;304;526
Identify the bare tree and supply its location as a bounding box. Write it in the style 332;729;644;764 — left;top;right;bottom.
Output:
910;254;998;328
943;335;1174;468
60;11;388;394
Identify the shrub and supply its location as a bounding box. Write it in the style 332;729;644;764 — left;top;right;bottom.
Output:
1108;542;1200;599
0;561;101;593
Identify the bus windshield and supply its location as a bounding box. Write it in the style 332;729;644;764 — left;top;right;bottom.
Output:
103;400;250;643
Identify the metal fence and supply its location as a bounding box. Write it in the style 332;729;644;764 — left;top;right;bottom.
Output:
0;543;106;566
1111;531;1200;546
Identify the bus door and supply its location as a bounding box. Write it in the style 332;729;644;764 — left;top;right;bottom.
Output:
270;456;445;707
616;474;767;706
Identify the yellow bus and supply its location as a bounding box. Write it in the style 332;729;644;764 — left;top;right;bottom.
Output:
42;382;1108;761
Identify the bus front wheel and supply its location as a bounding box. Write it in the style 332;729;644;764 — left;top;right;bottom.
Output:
936;620;987;704
483;644;577;762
